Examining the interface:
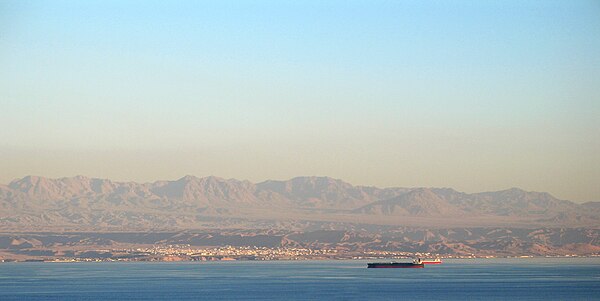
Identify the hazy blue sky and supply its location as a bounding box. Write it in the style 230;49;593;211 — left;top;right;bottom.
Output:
1;0;599;201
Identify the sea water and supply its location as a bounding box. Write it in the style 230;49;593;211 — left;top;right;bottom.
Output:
0;258;599;300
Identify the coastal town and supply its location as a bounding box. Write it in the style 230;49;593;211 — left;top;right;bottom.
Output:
0;244;426;262
2;244;593;263
0;245;433;262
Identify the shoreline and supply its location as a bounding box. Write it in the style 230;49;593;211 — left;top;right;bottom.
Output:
3;254;600;263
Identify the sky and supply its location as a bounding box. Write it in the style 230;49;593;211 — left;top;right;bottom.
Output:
1;0;599;202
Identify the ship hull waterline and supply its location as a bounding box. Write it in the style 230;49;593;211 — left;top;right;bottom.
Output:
367;263;425;268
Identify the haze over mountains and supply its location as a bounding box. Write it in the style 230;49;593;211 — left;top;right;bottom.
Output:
1;175;598;231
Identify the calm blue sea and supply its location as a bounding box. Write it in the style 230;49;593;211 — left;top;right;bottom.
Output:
1;258;599;300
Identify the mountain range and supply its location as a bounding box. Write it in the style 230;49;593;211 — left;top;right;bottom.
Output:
1;175;598;231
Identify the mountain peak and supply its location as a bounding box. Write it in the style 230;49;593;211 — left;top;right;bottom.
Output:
199;175;229;183
176;175;232;184
505;187;527;193
9;175;47;189
10;175;40;184
289;176;352;187
177;175;200;182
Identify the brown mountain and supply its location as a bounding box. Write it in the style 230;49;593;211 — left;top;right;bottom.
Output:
256;176;408;209
354;188;466;217
0;175;598;231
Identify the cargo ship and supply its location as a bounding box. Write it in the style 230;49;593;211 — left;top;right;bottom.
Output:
367;258;425;268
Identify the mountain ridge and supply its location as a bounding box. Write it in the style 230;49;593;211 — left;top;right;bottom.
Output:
1;175;598;231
